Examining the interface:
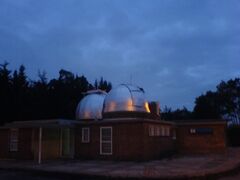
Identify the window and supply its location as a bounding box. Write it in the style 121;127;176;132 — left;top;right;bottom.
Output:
100;127;112;155
190;128;196;134
161;126;165;136
165;127;170;136
190;128;213;135
9;128;18;152
149;125;170;137
149;125;154;136
156;126;160;136
172;129;176;140
81;128;90;143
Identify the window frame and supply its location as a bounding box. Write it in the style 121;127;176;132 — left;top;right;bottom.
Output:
100;127;112;155
81;127;90;143
149;125;154;136
165;127;170;136
156;126;160;136
9;128;19;152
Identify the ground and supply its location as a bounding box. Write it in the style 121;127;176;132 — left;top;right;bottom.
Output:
0;170;91;180
0;170;57;180
220;170;240;180
1;169;240;180
0;148;240;179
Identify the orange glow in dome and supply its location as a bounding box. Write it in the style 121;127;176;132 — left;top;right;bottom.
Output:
145;102;151;113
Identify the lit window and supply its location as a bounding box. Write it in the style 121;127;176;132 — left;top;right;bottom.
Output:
100;127;112;155
82;128;90;143
9;128;18;152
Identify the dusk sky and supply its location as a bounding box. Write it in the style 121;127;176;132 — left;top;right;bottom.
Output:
0;0;239;110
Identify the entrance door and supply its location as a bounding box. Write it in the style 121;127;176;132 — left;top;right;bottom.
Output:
61;128;74;158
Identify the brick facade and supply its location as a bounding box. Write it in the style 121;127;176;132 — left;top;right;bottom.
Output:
0;128;33;160
0;127;73;161
0;119;227;161
0;129;9;159
75;119;175;161
176;121;226;154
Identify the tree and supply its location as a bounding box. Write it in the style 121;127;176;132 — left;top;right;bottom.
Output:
11;65;30;121
94;77;112;92
0;62;12;125
59;69;74;83
193;91;221;119
0;63;113;124
161;106;173;120
193;78;240;125
38;70;48;84
0;62;11;85
217;78;240;125
28;71;49;119
161;106;192;121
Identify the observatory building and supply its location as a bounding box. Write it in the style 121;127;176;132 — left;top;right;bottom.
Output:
0;84;226;162
75;84;174;160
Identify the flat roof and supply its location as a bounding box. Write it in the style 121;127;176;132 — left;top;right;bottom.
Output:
0;118;226;129
0;119;80;129
0;118;174;129
77;118;174;125
174;119;227;126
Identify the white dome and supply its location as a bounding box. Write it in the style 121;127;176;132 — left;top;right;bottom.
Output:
103;84;150;113
76;90;107;120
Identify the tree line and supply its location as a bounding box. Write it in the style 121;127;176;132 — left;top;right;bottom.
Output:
0;62;112;125
160;78;240;126
1;62;240;127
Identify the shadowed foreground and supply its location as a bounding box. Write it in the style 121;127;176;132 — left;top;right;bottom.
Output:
0;148;240;179
0;170;92;180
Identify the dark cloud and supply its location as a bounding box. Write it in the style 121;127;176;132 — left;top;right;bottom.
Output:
0;0;239;109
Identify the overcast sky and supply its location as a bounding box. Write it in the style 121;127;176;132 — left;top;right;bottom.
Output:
0;0;239;110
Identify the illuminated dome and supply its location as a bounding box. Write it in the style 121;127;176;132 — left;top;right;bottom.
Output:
76;90;107;120
103;84;150;113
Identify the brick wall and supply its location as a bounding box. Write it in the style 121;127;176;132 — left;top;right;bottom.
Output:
32;128;71;161
75;119;175;161
176;122;226;154
42;128;61;160
0;128;63;161
142;122;175;160
0;129;9;159
5;128;34;160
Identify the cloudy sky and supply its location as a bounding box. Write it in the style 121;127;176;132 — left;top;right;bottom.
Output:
0;0;239;110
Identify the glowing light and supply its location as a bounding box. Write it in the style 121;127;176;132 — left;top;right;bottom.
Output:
108;101;116;111
127;99;134;111
84;111;91;118
145;102;151;113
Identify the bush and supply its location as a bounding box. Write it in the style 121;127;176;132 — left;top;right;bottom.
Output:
227;126;240;147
